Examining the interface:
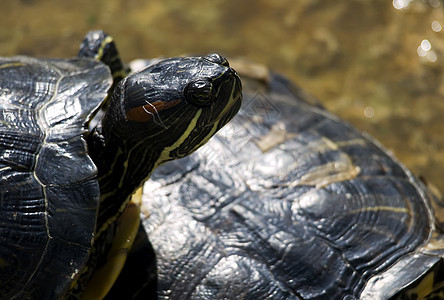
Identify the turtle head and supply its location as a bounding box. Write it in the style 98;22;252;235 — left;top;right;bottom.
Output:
100;53;242;183
88;55;241;284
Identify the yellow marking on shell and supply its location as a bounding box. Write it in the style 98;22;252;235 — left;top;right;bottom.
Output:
255;122;297;152
286;137;362;188
313;138;368;154
349;206;409;214
335;138;368;147
0;62;25;69
80;188;142;300
296;161;361;189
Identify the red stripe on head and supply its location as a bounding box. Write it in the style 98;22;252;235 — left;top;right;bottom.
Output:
126;99;183;122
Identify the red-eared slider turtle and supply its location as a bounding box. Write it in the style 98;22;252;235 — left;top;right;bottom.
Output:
0;31;242;299
109;59;444;299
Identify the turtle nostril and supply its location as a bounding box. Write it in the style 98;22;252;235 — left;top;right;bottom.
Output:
203;53;229;67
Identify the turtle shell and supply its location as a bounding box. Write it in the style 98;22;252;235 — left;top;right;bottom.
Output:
0;56;112;299
110;61;444;299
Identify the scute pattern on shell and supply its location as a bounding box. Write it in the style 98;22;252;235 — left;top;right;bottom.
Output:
0;56;112;299
108;68;443;299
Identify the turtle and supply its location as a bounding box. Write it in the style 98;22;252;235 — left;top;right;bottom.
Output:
107;58;444;299
0;30;242;299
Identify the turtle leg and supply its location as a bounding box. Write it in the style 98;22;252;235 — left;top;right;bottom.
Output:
80;30;130;132
79;188;143;300
78;30;129;83
105;224;158;300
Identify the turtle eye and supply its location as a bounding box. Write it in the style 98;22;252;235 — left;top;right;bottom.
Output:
204;53;229;67
184;79;215;107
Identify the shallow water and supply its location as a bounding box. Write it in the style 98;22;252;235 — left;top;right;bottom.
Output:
2;0;443;193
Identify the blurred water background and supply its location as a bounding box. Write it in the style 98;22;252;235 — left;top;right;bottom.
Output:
1;0;443;193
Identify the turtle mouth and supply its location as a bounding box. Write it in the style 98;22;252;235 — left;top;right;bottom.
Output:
229;70;243;111
210;68;243;125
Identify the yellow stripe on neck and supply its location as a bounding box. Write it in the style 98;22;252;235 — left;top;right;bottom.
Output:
155;108;203;167
95;35;114;61
95;109;202;237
